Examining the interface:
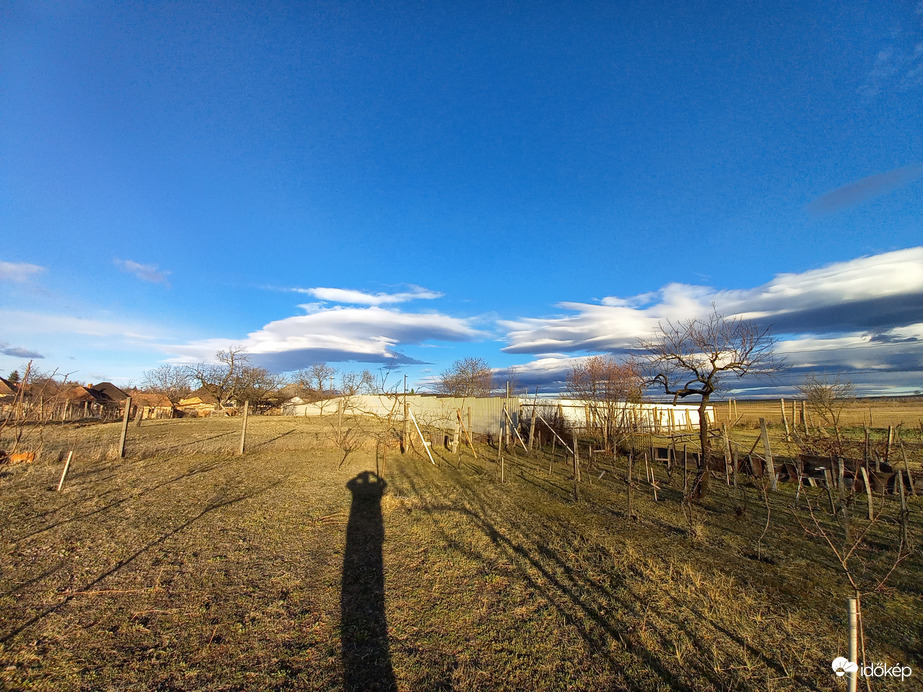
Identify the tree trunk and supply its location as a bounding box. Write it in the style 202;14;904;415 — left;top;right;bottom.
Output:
694;396;711;498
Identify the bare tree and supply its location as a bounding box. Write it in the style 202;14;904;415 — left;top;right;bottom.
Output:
567;355;643;451
142;364;192;409
187;347;249;410
340;370;376;398
437;357;493;398
235;365;285;412
799;373;854;442
640;308;779;498
293;363;337;400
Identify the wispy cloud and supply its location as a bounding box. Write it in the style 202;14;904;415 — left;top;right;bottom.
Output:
114;259;171;285
0;342;45;359
167;304;485;371
807;164;923;214
0;310;166;341
858;10;923;98
288;285;443;305
0;261;45;283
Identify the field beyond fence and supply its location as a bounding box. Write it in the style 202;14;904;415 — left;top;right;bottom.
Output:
1;405;921;690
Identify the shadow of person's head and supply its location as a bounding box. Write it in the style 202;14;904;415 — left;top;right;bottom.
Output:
346;471;386;497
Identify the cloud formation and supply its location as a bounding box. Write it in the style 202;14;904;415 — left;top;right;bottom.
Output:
0;261;45;283
501;247;923;394
114;259;171;285
168;304;485;371
858;10;923;98
290;285;443;305
807;164;923;214
0;310;164;341
0;342;45;359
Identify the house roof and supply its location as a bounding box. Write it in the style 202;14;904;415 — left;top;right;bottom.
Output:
129;391;173;407
62;386;99;404
0;378;17;397
179;388;220;406
89;382;129;402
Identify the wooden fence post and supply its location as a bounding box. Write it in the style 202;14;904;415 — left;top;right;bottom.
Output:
402;393;409;454
238;401;250;455
57;451;74;492
759;418;776;490
898;436;916;496
627;451;634;519
848;597;859;692
118;397;132;458
780;398;791;442
572;431;580;483
859;467;874;521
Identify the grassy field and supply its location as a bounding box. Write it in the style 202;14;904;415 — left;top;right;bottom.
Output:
1;414;921;690
713;396;923;433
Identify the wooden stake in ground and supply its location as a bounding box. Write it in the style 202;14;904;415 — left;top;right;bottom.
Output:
898;471;909;547
780;398;791;442
572;431;580;483
859;466;874;521
645;452;658;501
886;425;893;466
722;423;731;486
535;413;573;455
627;451;634;519
451;419;460;454
456;409;478;460
898;436;916;496
848;597;859;692
118;396;132;458
759;418;777;491
402;386;410;454
823;469;838;515
408;409;436;465
57;451;74;492
528;401;537;452
503;405;529;453
238;401;250;455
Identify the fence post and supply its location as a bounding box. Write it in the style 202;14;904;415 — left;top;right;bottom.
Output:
759;418;776;490
57;451;74;491
848;597;859;692
118;396;132;458
238;401;250;455
780;398;791;442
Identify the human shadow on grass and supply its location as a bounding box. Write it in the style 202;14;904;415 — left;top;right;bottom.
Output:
341;471;396;691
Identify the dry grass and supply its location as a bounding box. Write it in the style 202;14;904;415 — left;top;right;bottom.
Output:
0;415;920;690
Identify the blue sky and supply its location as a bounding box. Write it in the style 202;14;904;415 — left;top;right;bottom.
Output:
2;1;922;396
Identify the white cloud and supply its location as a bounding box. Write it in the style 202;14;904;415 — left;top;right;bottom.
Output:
290;284;443;305
0;261;45;283
502;247;923;355
167;304;485;369
114;259;171;285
